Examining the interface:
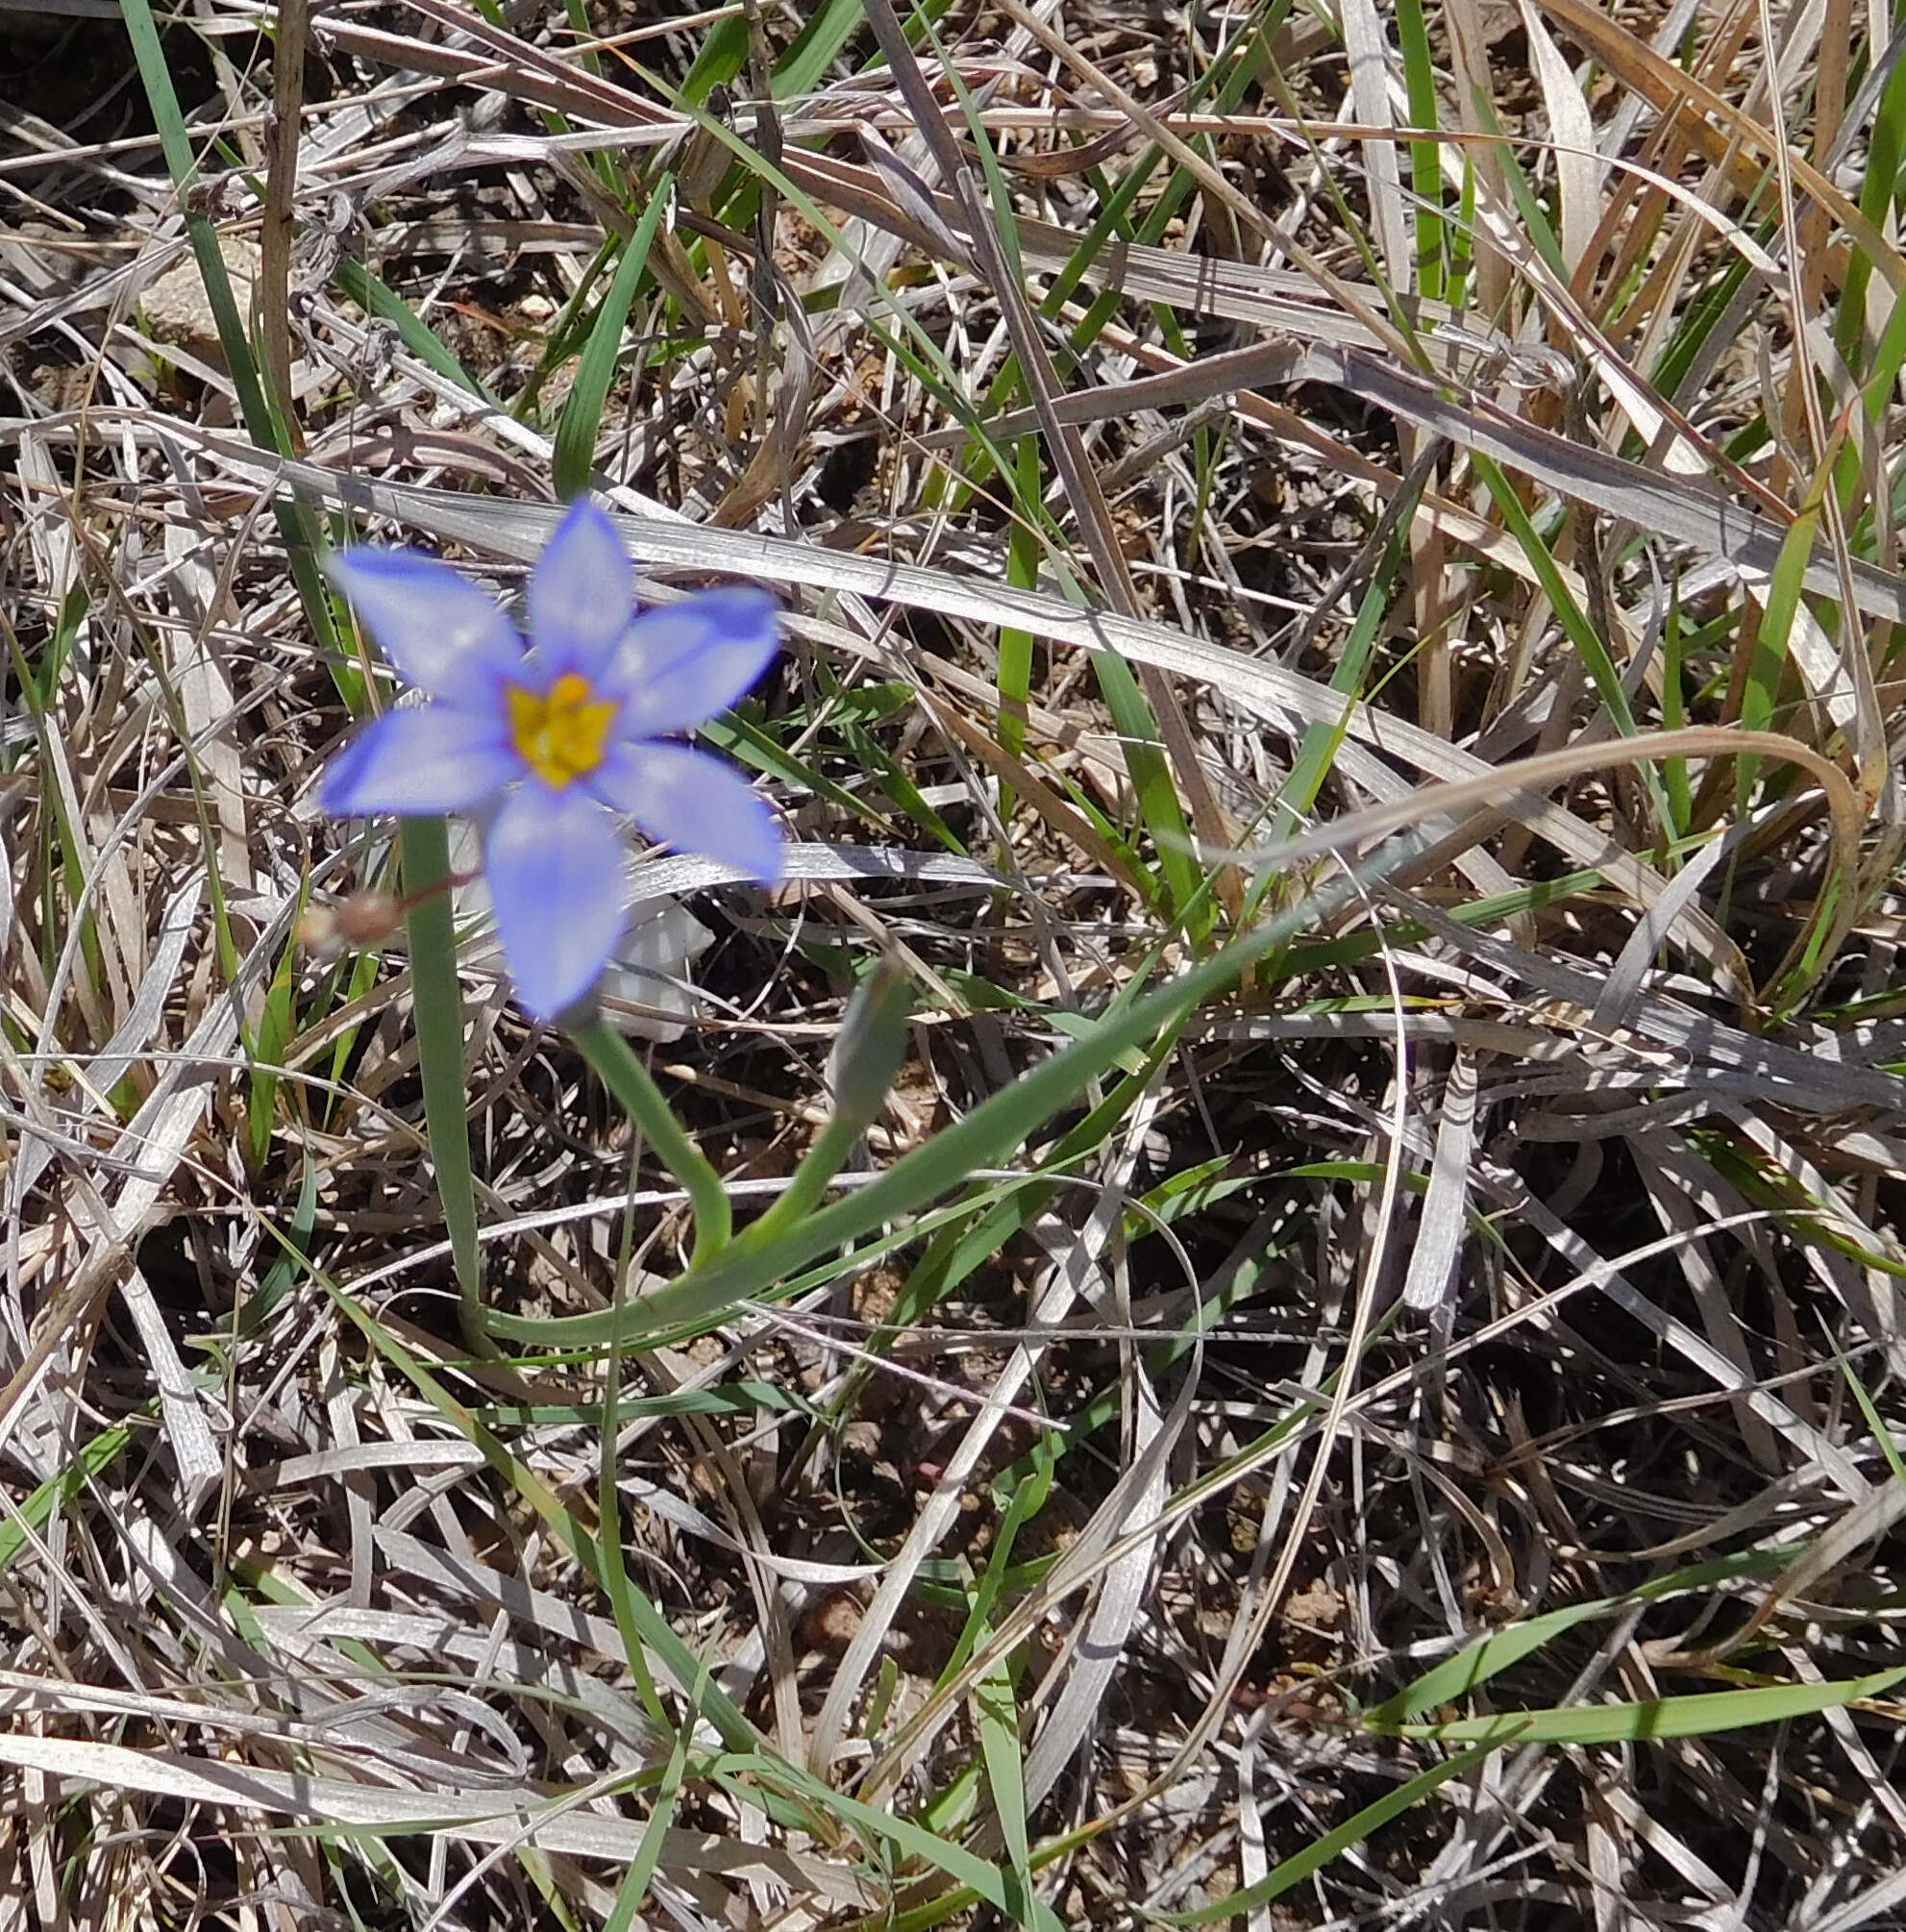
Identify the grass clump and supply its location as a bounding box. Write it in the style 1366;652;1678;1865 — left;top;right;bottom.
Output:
3;0;1906;1923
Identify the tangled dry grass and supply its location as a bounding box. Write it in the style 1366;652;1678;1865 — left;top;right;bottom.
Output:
5;0;1906;1924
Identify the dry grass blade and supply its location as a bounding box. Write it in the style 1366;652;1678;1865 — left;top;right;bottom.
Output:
0;1732;876;1898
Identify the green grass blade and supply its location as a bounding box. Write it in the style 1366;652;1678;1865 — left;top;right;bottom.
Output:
398;815;486;1350
334;258;496;402
246;917;301;1171
624;861;1384;1343
553;174;676;499
740;955;913;1242
679;13;750;104
995;445;1039;782
1738;499;1821;753
0;1427;135;1575
721;1750;1067;1928
1834;33;1906;373
1365;1542;1808;1725
1156;1739;1506;1924
776;0;869;93
1394;0;1447;303
1384;1668;1906;1746
1470;453;1638;735
119;0;277;452
606;1671;702;1927
574;1022;731;1264
119;0;338;652
1090;642;1201;925
974;1643;1034;1925
235;1152;321;1339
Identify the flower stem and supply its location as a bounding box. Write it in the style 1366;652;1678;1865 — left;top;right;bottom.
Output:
400;815;494;1357
574;1023;731;1264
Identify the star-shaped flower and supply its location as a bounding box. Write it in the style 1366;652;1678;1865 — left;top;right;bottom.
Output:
322;501;783;1019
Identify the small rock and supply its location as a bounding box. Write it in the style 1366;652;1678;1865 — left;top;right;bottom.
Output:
141;235;261;364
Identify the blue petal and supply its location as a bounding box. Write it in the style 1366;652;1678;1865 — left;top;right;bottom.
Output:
603;589;779;735
588;741;783;882
483;786;631;1019
323;706;521;817
329;549;524;708
528;501;636;681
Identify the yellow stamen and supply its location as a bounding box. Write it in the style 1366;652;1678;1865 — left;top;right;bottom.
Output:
507;673;618;788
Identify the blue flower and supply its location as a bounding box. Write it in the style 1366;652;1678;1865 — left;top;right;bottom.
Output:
323;501;783;1020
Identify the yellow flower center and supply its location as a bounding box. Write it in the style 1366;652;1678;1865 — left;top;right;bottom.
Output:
507;673;618;789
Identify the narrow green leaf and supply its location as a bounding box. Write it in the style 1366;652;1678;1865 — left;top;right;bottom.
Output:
1386;1669;1906;1746
574;1022;731;1264
247;924;300;1170
997;440;1041;796
625;860;1383;1343
554;175;677;499
235;1153;321;1338
606;1671;703;1928
776;0;869;94
1155;1740;1506;1924
721;1751;1067;1929
0;1427;134;1574
335;258;495;401
119;0;339;651
1364;1542;1810;1726
399;815;486;1350
975;1648;1034;1926
679;13;750;105
1394;0;1446;303
1091;647;1200;922
1739;500;1821;780
741;954;914;1242
1471;452;1637;735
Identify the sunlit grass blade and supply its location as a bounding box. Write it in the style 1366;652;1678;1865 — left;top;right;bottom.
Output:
717;1751;1068;1929
1470;453;1639;738
776;0;870;93
234;1152;320;1341
0;1425;134;1576
398;814;486;1350
553;174;677;499
245;917;301;1171
1365;1544;1804;1726
1153;1739;1506;1924
741;954;913;1243
119;0;338;649
974;1644;1034;1926
574;1022;731;1265
606;1677;700;1931
1382;1669;1906;1746
622;861;1382;1343
1833;35;1906;376
704;707;903;837
1394;0;1446;303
